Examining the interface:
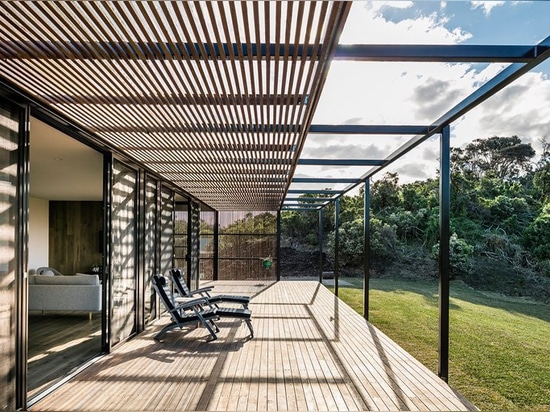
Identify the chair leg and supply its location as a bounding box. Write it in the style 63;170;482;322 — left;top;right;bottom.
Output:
196;313;218;341
244;319;254;338
209;319;220;332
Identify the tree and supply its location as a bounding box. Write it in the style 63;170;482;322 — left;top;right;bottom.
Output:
451;136;535;180
371;172;401;212
533;137;550;202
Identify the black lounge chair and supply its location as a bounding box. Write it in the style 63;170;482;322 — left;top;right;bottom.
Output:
152;274;219;341
153;274;254;340
169;268;250;309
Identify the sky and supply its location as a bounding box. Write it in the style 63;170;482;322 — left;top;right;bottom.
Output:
292;1;550;194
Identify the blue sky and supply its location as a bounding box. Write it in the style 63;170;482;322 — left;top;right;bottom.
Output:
383;1;549;44
292;1;550;191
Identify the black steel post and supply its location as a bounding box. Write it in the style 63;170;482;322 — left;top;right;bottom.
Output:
334;198;340;296
276;210;281;281
439;125;451;382
319;208;324;283
363;179;371;320
15;103;30;410
213;210;219;281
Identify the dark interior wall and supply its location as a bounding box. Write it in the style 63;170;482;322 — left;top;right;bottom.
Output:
49;201;103;274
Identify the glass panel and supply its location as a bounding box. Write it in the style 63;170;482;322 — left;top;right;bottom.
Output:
0;104;19;410
218;211;277;280
159;186;174;275
189;202;200;288
110;160;137;345
144;178;157;323
174;202;188;276
199;211;215;280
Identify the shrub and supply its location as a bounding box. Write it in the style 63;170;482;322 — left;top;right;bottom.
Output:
385;209;425;241
327;219;364;267
432;233;474;278
523;203;550;261
370;218;399;260
476;229;527;268
479;195;531;234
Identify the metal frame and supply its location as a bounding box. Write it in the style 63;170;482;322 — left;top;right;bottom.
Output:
439;126;451;382
15;102;30;410
363;179;370;321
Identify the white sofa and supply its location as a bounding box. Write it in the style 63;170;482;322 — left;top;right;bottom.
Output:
28;273;102;318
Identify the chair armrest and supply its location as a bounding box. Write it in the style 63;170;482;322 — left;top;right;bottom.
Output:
170;297;208;313
189;286;214;296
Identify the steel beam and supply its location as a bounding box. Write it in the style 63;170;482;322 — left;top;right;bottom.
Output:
0;41;323;61
287;189;343;195
94;123;300;134
281;207;321;212
283;203;327;208
298;159;385;166
284;197;334;202
309;124;431;135
36;93;306;106
334;44;546;62
292;177;361;184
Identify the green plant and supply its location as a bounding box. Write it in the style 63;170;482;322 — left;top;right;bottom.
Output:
523;203;550;262
327;219;364;267
432;233;474;278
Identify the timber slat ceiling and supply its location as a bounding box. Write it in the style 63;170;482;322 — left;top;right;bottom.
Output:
0;1;351;210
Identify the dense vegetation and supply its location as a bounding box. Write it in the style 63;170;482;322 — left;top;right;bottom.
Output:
281;135;550;302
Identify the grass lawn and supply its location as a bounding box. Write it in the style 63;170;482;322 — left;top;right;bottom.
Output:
334;278;550;411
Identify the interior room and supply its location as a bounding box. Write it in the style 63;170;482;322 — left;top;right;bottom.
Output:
27;118;105;398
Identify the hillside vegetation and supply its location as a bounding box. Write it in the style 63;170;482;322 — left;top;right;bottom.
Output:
281;135;550;303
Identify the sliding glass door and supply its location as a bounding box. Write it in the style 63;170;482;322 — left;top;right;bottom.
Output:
109;159;137;345
0;102;26;410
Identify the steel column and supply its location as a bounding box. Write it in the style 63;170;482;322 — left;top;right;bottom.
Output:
319;208;324;283
213;211;219;281
276;211;281;282
439;125;451;382
363;179;371;321
16;103;30;410
334;198;340;297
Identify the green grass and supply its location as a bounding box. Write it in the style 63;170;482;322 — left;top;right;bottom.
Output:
334;278;550;411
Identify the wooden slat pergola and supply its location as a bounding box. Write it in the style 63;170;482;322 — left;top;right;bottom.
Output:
0;1;351;211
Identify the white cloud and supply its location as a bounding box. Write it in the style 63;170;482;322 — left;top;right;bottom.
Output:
370;1;415;11
470;1;505;16
452;71;550;155
340;1;471;44
302;1;550;184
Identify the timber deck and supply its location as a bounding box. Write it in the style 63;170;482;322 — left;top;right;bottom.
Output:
31;280;476;411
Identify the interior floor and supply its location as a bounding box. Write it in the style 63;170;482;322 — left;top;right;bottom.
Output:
28;312;102;399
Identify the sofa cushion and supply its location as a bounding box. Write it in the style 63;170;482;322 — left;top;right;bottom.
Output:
32;274;99;286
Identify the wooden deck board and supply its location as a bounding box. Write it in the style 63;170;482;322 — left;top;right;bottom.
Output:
31;280;476;411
